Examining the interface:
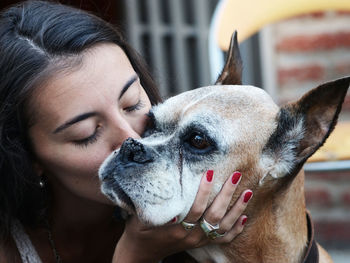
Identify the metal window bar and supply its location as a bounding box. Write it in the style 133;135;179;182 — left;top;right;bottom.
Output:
123;0;217;99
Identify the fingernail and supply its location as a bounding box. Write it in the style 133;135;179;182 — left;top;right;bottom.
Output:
231;171;242;184
243;191;253;203
171;217;177;223
206;170;214;182
242;217;248;226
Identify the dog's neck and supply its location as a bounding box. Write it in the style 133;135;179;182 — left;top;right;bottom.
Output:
190;170;309;263
227;170;308;263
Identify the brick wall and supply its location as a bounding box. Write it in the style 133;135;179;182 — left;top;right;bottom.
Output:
305;170;350;249
271;11;350;121
269;11;350;249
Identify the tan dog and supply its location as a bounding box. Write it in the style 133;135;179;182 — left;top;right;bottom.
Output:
99;33;350;263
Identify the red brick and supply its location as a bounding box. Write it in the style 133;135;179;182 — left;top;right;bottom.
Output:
341;192;350;207
278;64;324;85
343;96;350;111
308;11;325;19
314;221;350;243
276;32;350;52
306;171;350;181
290;11;325;20
335;62;350;75
337;11;350;16
305;188;332;207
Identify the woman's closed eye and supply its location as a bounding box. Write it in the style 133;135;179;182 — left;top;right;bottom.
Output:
71;99;145;147
73;125;103;147
123;99;145;113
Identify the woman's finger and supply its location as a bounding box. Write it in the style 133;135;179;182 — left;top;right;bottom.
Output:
166;170;216;248
202;171;242;226
196;188;252;244
215;215;247;243
182;170;214;223
218;189;253;233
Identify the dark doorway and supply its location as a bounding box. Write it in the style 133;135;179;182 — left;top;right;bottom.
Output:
0;0;124;25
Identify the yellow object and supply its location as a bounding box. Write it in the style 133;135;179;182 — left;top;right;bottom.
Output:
308;121;350;162
214;0;350;162
217;0;350;50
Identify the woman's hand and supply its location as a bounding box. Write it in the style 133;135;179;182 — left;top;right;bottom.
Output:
112;170;252;263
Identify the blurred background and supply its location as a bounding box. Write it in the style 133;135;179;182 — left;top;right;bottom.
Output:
1;0;350;261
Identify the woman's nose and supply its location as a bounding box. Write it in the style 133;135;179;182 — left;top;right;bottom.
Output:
109;117;140;151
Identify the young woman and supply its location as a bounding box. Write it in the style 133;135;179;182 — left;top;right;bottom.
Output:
0;1;252;262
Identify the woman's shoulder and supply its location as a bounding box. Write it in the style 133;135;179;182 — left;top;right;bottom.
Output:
0;235;22;263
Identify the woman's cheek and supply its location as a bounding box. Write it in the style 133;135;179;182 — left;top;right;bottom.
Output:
41;143;107;179
43;150;110;201
66;147;109;175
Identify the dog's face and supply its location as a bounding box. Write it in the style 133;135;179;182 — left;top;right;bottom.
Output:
99;33;350;226
99;85;279;225
99;78;349;225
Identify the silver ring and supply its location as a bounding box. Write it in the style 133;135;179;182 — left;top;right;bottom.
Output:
181;221;196;230
208;230;226;240
200;218;221;239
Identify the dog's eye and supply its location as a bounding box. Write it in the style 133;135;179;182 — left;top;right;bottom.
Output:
189;133;211;150
183;130;216;155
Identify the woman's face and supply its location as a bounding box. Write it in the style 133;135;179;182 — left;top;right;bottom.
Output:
29;43;152;204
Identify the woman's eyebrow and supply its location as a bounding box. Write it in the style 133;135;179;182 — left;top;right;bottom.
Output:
53;112;97;134
52;76;138;134
119;75;138;100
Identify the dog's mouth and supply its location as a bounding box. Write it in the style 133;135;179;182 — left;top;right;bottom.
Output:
101;175;136;212
113;183;135;211
99;139;191;225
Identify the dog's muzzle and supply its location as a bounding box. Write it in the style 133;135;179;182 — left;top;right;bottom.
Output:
119;137;154;165
99;138;156;212
100;137;155;181
100;137;181;224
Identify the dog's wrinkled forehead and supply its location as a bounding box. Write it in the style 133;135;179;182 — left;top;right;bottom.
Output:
152;85;279;134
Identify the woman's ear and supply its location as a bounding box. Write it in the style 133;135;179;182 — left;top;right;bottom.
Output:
33;162;47;188
33;162;44;177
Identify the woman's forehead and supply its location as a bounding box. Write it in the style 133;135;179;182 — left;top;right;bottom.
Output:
28;44;136;128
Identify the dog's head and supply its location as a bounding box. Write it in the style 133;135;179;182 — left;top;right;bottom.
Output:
99;33;350;225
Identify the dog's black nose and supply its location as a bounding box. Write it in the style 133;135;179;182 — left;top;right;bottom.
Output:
119;138;154;164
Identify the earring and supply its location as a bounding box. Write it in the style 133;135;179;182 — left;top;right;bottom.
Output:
34;163;46;188
39;176;46;188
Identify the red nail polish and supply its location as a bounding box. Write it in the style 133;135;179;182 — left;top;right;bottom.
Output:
171;217;177;223
206;170;214;182
243;191;253;203
231;171;242;184
242;217;248;226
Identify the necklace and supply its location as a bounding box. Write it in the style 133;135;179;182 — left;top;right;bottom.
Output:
45;220;63;263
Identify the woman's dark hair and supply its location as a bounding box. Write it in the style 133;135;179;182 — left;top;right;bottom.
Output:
0;0;161;240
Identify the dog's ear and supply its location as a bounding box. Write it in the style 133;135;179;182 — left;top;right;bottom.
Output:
215;31;243;85
260;77;350;184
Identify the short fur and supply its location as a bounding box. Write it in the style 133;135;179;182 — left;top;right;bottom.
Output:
99;32;350;263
